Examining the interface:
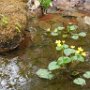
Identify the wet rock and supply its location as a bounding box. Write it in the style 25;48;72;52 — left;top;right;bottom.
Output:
84;16;90;25
0;57;28;90
0;0;27;52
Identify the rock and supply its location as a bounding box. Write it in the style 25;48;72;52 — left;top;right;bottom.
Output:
84;16;90;25
0;0;27;52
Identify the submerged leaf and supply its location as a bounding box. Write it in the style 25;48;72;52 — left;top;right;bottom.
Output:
67;24;78;31
79;32;86;37
83;71;90;79
73;78;86;86
36;69;54;80
57;26;65;30
57;56;71;65
64;48;75;56
71;35;79;40
48;61;60;70
51;32;58;36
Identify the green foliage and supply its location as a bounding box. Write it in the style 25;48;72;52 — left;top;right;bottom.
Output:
83;71;90;79
48;61;60;71
36;69;54;80
73;78;86;86
0;15;8;27
57;56;71;65
79;32;87;37
73;71;90;86
36;40;86;85
71;34;79;40
15;23;22;33
67;24;78;31
64;48;75;56
39;0;52;9
47;24;87;40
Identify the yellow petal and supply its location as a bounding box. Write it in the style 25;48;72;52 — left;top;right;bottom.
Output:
57;43;62;47
62;40;65;43
71;46;75;49
76;50;80;54
78;47;84;52
46;28;50;32
55;40;61;44
81;52;86;57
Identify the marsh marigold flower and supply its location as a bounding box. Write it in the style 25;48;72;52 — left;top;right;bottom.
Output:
76;50;80;54
81;52;86;57
71;46;75;49
78;47;84;52
55;40;61;44
57;43;62;47
62;40;65;43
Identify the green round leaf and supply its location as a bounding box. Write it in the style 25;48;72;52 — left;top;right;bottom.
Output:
79;32;86;37
71;54;84;62
71;35;79;40
64;48;75;56
48;61;60;70
67;25;78;31
57;56;71;65
83;71;90;79
57;26;65;30
36;69;54;80
51;32;58;36
73;78;86;86
56;46;63;51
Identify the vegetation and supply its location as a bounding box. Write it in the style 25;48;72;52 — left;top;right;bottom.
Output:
15;22;22;33
46;23;87;40
0;14;8;28
39;0;52;9
36;40;89;86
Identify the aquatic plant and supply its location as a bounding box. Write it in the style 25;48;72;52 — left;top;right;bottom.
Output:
73;71;90;86
46;23;87;40
36;40;87;84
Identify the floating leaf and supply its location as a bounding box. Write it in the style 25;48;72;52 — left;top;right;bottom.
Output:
64;48;75;56
67;25;78;31
83;71;90;79
51;32;58;36
71;35;79;40
56;46;63;51
71;54;84;62
53;28;58;33
73;78;86;86
79;32;86;37
63;44;69;49
57;56;71;65
62;34;68;38
36;69;54;80
57;26;65;30
48;61;60;70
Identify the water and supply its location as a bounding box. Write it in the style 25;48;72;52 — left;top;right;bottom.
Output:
0;13;90;90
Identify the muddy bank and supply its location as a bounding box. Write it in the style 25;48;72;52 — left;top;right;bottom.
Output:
0;0;27;52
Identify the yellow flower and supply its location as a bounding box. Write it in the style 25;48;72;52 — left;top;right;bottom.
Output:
78;47;84;52
62;40;65;43
81;52;86;57
46;28;50;32
57;43;62;47
55;40;61;44
76;50;80;54
71;46;75;49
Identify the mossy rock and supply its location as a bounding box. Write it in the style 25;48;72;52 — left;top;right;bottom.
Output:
0;0;27;52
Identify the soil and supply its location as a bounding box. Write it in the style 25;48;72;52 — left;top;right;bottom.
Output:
0;0;28;52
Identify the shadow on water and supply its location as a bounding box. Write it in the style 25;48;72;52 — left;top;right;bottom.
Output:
0;14;90;90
